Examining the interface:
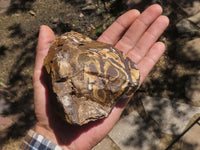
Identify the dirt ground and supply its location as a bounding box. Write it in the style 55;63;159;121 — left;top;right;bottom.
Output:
0;0;199;149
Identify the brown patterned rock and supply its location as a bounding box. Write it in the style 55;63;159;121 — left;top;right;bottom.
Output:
43;31;140;125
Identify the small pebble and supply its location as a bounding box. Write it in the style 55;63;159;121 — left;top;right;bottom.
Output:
29;10;36;16
79;13;84;18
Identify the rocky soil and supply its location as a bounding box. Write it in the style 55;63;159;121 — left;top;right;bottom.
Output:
0;0;200;149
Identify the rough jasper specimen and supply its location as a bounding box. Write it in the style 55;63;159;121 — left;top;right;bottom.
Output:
43;31;140;125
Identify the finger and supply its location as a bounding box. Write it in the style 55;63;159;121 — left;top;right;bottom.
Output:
138;42;165;84
115;4;163;54
33;26;55;119
34;25;55;83
127;15;169;63
97;9;140;45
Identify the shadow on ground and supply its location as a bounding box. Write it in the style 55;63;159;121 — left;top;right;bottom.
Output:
6;0;36;15
120;96;200;149
0;23;37;145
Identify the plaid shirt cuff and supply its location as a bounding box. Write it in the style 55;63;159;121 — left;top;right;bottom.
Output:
20;129;63;150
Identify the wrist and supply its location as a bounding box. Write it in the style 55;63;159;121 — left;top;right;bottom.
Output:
34;123;58;145
21;128;64;150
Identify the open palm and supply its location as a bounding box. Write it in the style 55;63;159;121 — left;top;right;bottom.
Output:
33;4;169;150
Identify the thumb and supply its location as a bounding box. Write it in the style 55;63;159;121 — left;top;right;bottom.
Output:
33;26;55;122
35;25;55;72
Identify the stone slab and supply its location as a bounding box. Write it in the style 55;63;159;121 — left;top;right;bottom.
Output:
173;0;200;16
107;96;200;150
179;38;200;61
109;110;160;150
143;96;200;135
172;122;200;150
92;136;121;150
188;12;200;28
176;19;199;35
185;71;200;106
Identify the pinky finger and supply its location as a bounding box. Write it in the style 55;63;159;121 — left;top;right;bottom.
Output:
137;42;166;84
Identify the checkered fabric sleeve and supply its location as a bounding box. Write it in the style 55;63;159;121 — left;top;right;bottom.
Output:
20;129;63;150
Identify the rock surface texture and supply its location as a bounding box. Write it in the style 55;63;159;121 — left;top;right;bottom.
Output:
185;71;200;106
182;38;200;61
43;31;140;125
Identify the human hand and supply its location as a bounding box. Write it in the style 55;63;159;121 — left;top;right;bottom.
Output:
33;4;169;150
